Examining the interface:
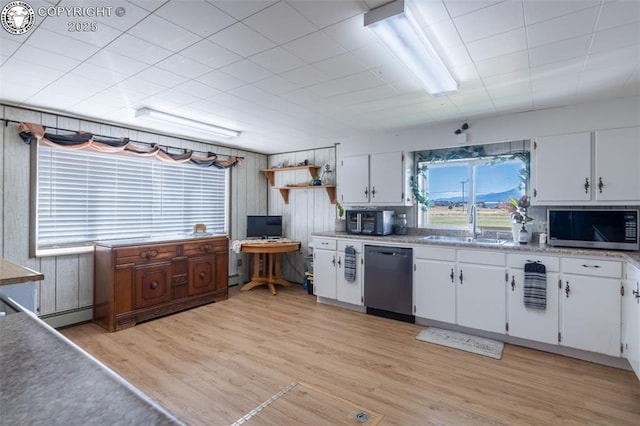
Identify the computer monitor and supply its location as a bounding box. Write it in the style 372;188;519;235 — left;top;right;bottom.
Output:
246;215;283;239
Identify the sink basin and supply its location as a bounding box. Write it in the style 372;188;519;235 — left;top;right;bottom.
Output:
423;235;508;246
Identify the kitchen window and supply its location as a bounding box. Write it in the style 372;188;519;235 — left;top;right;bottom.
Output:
33;143;228;256
414;142;529;230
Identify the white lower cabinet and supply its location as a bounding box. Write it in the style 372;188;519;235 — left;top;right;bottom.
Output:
507;254;560;345
560;257;622;357
456;250;507;335
413;246;456;323
336;241;363;306
312;237;363;305
623;263;640;379
313;238;337;299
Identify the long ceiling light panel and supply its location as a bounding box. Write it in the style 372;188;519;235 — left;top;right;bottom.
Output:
364;0;458;96
135;107;241;139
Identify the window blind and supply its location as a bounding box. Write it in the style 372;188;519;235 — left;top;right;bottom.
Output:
36;144;227;253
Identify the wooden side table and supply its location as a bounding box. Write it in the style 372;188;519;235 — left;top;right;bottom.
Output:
240;241;301;295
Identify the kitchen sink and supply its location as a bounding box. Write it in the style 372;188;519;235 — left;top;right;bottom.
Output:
423;235;508;246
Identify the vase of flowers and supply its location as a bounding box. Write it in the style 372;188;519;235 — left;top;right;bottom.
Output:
507;195;533;242
332;199;346;232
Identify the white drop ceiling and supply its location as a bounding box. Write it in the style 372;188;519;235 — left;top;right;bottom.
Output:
1;0;639;154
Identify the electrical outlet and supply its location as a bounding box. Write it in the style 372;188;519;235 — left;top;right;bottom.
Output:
237;259;242;267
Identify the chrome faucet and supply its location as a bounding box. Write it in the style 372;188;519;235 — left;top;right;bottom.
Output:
468;204;480;238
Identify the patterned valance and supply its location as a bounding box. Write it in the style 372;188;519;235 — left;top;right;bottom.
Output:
17;122;243;169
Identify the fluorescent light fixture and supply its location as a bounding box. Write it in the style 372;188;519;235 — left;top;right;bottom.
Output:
364;0;457;96
135;107;241;138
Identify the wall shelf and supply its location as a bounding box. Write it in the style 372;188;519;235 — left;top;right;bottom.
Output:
277;185;336;205
261;165;334;204
262;165;320;186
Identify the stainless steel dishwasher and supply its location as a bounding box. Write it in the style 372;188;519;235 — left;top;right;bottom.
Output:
364;245;414;323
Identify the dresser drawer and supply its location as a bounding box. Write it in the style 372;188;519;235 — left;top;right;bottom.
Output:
115;244;178;265
314;238;337;251
562;257;622;278
183;239;227;257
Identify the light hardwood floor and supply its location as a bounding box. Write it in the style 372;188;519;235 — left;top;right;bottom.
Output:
62;285;640;425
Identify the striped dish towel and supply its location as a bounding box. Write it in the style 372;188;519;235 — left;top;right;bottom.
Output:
524;262;547;310
344;246;357;282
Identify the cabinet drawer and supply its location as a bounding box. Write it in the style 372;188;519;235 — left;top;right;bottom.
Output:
507;253;560;272
183;239;227;257
562;257;622;278
314;238;337;250
338;240;362;253
413;246;456;261
457;249;505;266
115;244;178;265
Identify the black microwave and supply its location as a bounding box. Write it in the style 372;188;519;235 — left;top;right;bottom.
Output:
346;210;394;236
548;209;639;251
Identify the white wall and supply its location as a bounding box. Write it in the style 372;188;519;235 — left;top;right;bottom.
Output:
338;96;640;156
0;105;267;324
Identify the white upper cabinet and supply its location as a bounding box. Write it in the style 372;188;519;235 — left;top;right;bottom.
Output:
339;152;412;206
594;127;640;202
532;127;640;205
531;132;592;204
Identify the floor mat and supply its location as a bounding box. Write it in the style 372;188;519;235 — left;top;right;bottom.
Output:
232;381;383;425
416;327;504;359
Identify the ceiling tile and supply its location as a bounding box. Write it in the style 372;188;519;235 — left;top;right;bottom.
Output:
24;28;100;61
154;1;236;37
280;64;331;87
134;67;188;88
11;43;81;72
526;6;599;48
219;59;273;83
86;50;149;75
38;16;123;48
306;71;383;98
322;14;376;51
597;0;640;32
529;34;591;68
195;70;246;91
313;52;367;79
113;76;166;97
105;33;173;64
475;50;530;78
173;80;221;99
584;45;640;73
0;37;21;58
523;0;601;26
443;0;504;18
145;88;201;107
289;0;365;28
155;54;211;79
283;31;346;63
210;0;277;20
454;1;524;43
101;1;152;31
70;63;129;86
248;47;305;74
252;75;299;95
243;1;317;44
127;14;201;52
412;0;452;25
590;22;640;54
208;22;276;57
465;28;527;62
180;39;242;68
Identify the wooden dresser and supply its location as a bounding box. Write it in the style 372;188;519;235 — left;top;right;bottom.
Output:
94;235;228;332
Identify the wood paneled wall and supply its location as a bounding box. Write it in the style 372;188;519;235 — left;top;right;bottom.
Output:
0;105;267;324
267;147;337;284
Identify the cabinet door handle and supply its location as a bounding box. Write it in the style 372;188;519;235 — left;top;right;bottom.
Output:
584;177;589;193
598;177;604;193
150;280;159;290
565;281;571;298
337;257;342;267
511;275;516;291
199;272;207;280
371;187;376;197
450;268;454;283
332;256;336;266
633;282;639;302
459;269;463;285
364;187;369;197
